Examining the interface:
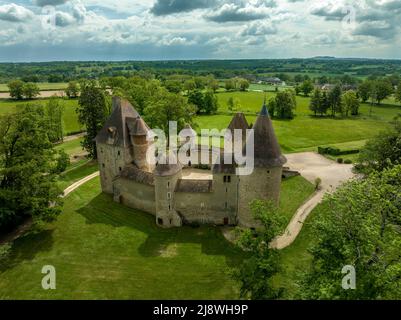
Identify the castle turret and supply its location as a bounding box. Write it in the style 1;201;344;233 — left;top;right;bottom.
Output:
95;97;139;194
238;103;287;228
226;112;249;147
154;152;183;228
126;116;154;172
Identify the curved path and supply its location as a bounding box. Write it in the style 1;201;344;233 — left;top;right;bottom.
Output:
62;171;100;198
270;152;355;249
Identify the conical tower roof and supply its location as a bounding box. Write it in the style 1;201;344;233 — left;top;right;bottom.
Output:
246;102;286;167
126;116;150;136
154;151;182;177
227;112;249;132
95;97;139;147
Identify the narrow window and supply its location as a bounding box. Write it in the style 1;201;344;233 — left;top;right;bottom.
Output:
158;218;163;225
223;176;227;183
102;163;105;168
118;150;121;156
168;205;171;211
227;176;231;183
225;202;228;209
167;192;171;199
167;181;170;188
119;167;122;172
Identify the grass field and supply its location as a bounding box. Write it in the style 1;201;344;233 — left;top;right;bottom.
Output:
0;174;314;299
195;91;401;153
0;98;82;135
0;83;68;92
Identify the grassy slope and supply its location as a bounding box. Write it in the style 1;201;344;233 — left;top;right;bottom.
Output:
0;174;314;299
195;91;400;153
0;98;82;135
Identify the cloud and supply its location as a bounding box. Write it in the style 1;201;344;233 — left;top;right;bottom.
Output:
0;3;34;22
240;20;277;36
151;0;216;16
310;2;346;21
35;0;70;7
205;3;270;23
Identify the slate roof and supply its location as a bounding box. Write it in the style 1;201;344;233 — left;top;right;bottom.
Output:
95;97;139;147
126;116;150;136
246;103;287;168
119;165;154;186
154;152;182;177
227;112;249;132
175;179;213;193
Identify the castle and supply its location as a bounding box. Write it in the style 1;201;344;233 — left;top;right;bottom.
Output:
95;97;287;229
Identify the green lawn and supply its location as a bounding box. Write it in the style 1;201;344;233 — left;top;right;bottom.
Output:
57;161;99;191
0;172;314;299
0;98;82;135
195;91;400;153
0;83;68;92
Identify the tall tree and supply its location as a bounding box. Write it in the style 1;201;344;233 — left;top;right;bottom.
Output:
328;85;342;117
300;166;401;300
309;88;322;116
300;80;314;97
319;91;330;116
233;200;286;300
0;105;62;232
76;81;108;159
65;81;80;98
8;80;25;100
270;90;297;119
374;78;394;105
342;90;360;116
45;97;64;143
22;82;40;99
358;80;373;103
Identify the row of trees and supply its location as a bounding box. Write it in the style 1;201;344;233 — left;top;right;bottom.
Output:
233;117;401;300
309;87;360;117
8;80;40;100
225;78;250;92
358;78;394;105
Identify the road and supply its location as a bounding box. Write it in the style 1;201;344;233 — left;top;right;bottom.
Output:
270;152;355;249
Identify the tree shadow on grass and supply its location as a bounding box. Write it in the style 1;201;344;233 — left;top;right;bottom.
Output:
76;193;244;268
0;229;54;273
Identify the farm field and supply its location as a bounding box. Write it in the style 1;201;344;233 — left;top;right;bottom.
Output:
0;98;82;135
0;174;314;299
0;82;68;92
195;91;401;153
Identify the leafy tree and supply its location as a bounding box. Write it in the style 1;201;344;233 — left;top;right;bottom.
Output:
269;90;296;119
395;81;401;104
309;88;321;116
238;78;250;91
356;117;401;174
300;80;314;96
53;150;70;174
342;90;360;116
183;79;196;93
8;80;25;100
143;88;196;135
357;80;372;103
374;78;393;105
203;90;219;114
319;91;330;116
188;90;204;113
207;78;220;92
77;81;108;159
299;166;401;300
0;105;62;232
45;97;64;143
164;79;182;94
225;79;236;91
65;81;80;98
22;82;40;99
232;200;286;300
227;97;241;113
328;85;342;117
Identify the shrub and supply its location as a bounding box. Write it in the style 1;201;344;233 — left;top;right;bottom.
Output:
337;158;344;164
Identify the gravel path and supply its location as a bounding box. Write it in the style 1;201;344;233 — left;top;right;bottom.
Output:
62;171;100;198
270;152;355;249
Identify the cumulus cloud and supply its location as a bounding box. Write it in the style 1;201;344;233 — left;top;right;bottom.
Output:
151;0;216;16
0;3;34;22
240;20;277;36
205;3;270;23
35;0;70;7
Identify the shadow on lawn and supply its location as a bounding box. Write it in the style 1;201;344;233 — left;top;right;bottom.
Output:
76;194;245;268
0;229;54;273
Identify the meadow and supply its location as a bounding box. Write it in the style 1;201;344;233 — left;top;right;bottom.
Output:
0;83;68;92
195;91;401;153
0;98;82;135
0;172;313;299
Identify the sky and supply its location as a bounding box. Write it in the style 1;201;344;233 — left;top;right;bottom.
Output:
0;0;400;61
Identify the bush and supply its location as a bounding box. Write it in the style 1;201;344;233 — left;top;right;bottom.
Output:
337;158;344;164
344;159;353;164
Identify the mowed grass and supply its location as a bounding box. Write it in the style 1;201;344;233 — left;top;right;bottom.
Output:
0;177;243;299
194;91;401;153
0;172;313;299
0;98;83;135
57;161;99;191
0;83;68;92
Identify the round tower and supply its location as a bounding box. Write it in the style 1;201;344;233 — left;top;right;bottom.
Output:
238;103;287;229
154;152;183;228
127;116;154;172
